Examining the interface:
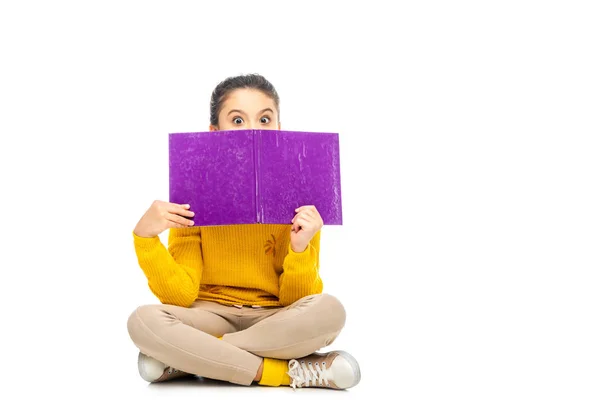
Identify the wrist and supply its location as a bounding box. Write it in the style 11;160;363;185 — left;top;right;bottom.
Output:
133;227;155;238
290;242;308;253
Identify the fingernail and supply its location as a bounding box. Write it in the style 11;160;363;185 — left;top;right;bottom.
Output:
189;221;194;225
190;212;195;216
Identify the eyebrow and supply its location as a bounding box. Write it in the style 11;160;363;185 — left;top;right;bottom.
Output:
227;108;274;116
227;109;246;116
258;108;275;115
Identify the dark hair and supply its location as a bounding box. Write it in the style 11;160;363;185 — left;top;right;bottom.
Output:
210;73;280;127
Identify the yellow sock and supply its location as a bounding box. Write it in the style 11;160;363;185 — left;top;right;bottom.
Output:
218;336;223;340
258;358;290;386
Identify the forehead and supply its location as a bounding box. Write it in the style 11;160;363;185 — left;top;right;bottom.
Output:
220;89;277;114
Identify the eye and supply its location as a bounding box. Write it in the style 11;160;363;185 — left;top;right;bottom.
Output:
260;116;271;124
232;117;244;125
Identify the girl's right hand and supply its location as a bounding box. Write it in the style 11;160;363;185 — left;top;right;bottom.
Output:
133;200;195;238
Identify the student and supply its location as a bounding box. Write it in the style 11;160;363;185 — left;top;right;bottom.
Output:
127;73;361;390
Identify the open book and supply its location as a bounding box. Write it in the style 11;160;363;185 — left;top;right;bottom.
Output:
168;129;343;226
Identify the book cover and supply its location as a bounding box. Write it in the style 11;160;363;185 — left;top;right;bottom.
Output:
168;129;343;226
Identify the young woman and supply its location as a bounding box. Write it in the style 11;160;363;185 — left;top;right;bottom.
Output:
127;74;361;390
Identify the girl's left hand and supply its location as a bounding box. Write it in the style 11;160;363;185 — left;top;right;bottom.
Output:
290;205;324;253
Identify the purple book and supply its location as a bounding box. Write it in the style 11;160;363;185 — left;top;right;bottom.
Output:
168;129;343;226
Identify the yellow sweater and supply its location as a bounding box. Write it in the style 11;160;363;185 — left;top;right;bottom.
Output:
133;224;322;308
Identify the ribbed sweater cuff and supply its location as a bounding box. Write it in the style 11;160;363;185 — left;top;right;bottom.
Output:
132;231;161;252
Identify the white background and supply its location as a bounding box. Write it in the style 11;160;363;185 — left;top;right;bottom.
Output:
1;1;599;399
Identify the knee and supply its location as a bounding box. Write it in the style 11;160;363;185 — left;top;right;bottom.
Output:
317;293;346;332
127;304;166;344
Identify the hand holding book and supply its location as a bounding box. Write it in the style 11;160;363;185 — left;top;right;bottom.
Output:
133;200;196;238
290;205;324;253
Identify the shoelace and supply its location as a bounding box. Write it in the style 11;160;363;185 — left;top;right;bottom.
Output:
287;359;330;389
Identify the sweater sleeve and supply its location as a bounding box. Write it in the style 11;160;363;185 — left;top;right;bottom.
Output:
278;230;323;306
133;226;203;307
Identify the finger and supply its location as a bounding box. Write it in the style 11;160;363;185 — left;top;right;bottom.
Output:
303;208;317;217
178;208;196;218
291;216;306;232
167;221;189;229
167;203;195;218
297;207;320;221
291;221;304;233
293;216;313;231
291;207;316;224
166;213;195;226
167;202;190;211
294;205;316;213
291;212;312;226
296;210;318;224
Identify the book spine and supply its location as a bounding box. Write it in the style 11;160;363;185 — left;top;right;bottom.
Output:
253;130;263;223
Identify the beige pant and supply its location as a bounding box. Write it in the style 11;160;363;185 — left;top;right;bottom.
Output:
126;293;346;385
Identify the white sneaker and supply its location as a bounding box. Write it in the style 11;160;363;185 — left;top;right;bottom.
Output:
287;350;361;389
137;352;192;383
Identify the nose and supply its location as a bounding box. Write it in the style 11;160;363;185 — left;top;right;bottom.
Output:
247;120;258;129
